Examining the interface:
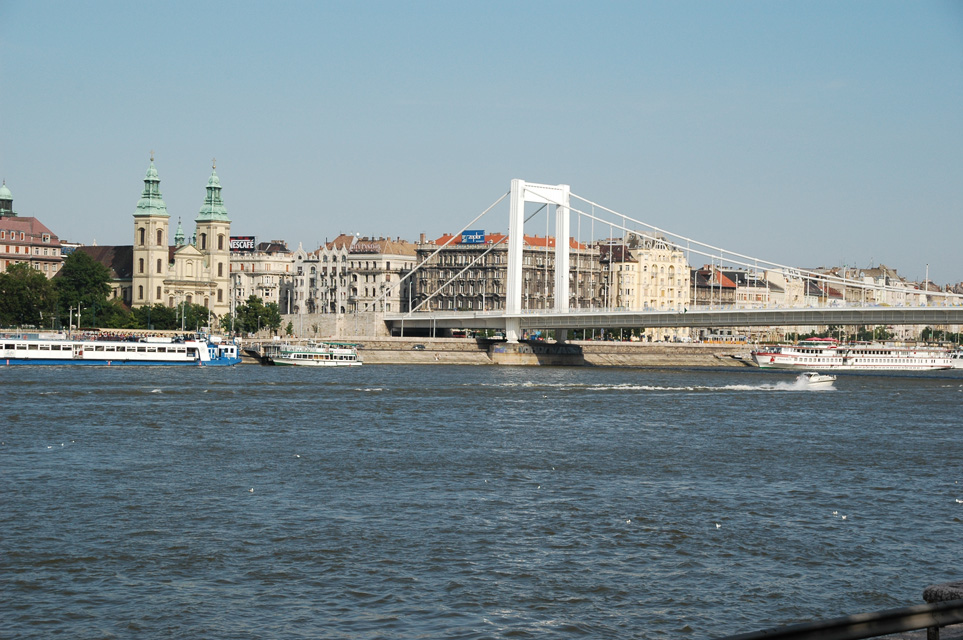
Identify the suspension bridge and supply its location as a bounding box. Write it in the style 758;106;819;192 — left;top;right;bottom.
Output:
382;179;963;342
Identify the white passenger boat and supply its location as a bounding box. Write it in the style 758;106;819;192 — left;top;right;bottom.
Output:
266;342;361;367
950;350;963;369
751;338;952;371
799;371;837;387
0;333;241;366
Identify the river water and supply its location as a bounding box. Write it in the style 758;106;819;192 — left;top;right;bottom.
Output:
2;364;962;639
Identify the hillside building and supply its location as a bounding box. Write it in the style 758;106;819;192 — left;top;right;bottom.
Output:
0;181;64;277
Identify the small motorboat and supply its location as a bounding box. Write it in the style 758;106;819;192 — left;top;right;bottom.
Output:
800;371;837;387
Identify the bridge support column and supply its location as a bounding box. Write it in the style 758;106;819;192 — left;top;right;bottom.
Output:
506;318;521;343
506;179;572;344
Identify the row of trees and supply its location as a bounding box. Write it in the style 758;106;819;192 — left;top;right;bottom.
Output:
0;252;281;334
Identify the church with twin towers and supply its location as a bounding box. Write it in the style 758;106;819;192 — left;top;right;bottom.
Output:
81;155;233;319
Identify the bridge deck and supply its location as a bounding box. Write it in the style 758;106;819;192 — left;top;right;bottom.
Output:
385;306;963;330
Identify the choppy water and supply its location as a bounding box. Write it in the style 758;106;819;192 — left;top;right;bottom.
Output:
2;365;962;639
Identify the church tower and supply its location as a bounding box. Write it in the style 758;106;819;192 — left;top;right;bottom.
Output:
131;155;170;307
0;181;15;217
194;160;231;316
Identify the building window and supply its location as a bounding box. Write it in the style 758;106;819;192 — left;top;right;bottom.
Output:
138;285;144;300
200;233;207;250
156;258;162;274
218;235;224;251
217;289;223;302
139;258;144;274
139;228;146;245
218;262;223;277
156;228;163;246
156;286;161;299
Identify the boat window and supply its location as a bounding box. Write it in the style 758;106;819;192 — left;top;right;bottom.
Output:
28;344;38;350
95;345;105;352
137;347;146;353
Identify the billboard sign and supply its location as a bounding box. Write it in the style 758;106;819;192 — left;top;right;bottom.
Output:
230;236;256;252
461;230;485;244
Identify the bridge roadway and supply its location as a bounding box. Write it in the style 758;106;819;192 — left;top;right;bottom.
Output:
385;305;963;332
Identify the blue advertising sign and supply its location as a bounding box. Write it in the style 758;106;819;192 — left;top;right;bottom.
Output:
461;230;486;244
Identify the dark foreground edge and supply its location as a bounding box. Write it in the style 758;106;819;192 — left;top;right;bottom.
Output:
716;598;963;640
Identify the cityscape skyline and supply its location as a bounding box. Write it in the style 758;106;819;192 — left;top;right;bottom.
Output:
2;1;961;281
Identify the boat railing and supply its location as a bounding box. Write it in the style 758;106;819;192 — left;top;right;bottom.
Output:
715;598;963;640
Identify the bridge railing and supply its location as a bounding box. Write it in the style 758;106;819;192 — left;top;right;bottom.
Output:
716;598;963;640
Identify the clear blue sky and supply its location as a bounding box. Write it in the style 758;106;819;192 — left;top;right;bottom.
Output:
2;1;961;282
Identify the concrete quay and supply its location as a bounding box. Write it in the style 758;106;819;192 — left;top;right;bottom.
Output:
244;337;756;367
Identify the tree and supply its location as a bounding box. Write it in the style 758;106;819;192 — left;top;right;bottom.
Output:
96;299;134;329
0;263;58;327
285;321;294;336
264;302;282;332
131;304;177;330
55;251;111;313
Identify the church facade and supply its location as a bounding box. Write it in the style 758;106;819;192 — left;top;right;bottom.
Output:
82;157;233;318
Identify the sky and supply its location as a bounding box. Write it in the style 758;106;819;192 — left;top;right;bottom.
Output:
2;1;961;282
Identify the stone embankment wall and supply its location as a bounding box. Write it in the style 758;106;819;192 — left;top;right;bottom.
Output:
251;336;754;366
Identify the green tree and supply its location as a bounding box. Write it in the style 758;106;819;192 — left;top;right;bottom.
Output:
131;304;177;330
0;263;58;327
96;299;134;329
219;312;241;334
55;251;111;313
264;302;282;333
285;321;294;336
174;302;213;332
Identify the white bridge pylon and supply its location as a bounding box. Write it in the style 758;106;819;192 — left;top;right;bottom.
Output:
506;180;571;343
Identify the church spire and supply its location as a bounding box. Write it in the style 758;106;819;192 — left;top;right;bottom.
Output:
174;217;185;246
195;159;230;222
134;155;169;218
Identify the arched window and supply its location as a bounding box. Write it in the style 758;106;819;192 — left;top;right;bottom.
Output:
186;294;193;304
156;228;163;246
138;285;144;300
217;289;223;302
138;258;144;274
138;228;146;245
156;285;161;299
156;258;162;274
200;233;207;250
204;297;209;308
218;235;224;250
217;262;223;277
169;296;174;307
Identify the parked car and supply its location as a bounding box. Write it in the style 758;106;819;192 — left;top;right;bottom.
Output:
412;344;426;350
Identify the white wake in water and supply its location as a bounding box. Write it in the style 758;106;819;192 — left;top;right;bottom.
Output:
468;376;835;392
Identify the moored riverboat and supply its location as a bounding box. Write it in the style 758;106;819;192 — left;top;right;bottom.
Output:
0;332;241;366
265;341;362;367
751;338;953;371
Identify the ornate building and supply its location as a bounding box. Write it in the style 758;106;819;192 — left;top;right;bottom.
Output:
83;157;233;318
411;232;602;312
230;240;293;309
0;181;64;277
289;234;417;315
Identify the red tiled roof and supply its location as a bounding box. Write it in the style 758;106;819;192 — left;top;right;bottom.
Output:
74;245;133;280
0;215;60;243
